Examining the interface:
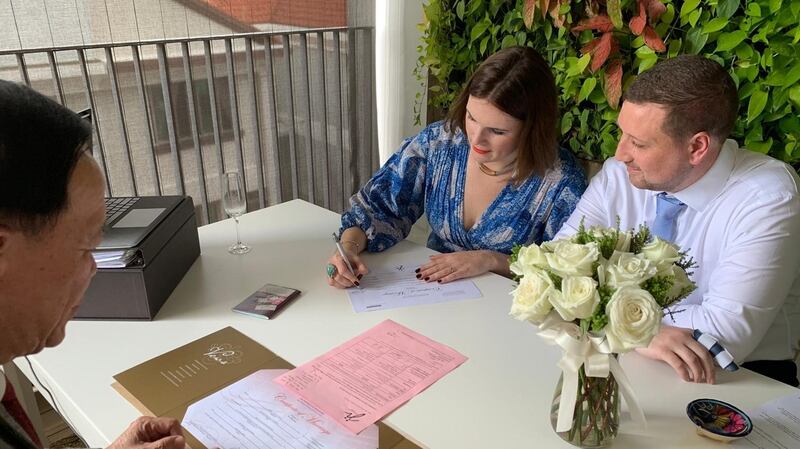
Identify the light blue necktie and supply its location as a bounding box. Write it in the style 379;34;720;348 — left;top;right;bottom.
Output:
652;193;686;241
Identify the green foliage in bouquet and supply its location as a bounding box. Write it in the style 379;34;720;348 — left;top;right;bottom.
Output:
415;0;800;171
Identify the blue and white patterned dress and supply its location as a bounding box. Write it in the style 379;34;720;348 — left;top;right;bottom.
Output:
341;121;586;254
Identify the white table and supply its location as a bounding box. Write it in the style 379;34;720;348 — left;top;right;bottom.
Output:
12;199;798;448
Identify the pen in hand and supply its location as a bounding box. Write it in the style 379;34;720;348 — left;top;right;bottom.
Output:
332;233;363;289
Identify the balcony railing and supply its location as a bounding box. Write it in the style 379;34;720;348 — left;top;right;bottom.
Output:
0;26;377;224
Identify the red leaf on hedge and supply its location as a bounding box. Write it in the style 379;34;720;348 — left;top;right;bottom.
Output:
572;15;614;33
646;0;667;23
581;38;601;55
629;0;647;35
548;0;560;15
539;0;551;19
548;0;568;28
604;59;623;110
610;35;620;55
523;0;537;29
590;32;614;72
643;25;667;52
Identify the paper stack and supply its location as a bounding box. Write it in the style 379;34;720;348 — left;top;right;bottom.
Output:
92;249;139;268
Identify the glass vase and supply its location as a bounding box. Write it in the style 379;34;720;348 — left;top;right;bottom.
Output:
550;367;620;448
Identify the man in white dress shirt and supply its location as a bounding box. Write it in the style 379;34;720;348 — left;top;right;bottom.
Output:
557;55;800;386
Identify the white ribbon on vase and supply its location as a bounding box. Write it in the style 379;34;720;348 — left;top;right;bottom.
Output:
538;314;647;432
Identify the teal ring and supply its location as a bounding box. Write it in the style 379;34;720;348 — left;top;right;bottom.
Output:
326;263;337;278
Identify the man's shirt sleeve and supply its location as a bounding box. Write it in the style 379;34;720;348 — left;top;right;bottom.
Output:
666;191;800;361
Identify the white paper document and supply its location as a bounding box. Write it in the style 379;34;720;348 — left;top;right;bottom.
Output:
91;249;138;268
182;369;378;449
733;393;800;449
347;260;482;312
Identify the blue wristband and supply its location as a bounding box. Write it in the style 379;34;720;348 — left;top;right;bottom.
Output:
692;329;739;372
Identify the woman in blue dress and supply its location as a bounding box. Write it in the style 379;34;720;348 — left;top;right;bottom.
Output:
326;46;586;288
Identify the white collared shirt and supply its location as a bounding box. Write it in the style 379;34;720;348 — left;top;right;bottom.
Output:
557;140;800;362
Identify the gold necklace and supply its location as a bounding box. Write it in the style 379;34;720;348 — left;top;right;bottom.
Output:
478;160;516;176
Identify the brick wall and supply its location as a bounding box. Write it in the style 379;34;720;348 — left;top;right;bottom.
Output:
205;0;346;27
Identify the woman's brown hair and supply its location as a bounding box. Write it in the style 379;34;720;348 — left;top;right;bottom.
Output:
445;46;559;183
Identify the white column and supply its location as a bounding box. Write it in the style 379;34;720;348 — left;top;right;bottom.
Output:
375;0;425;165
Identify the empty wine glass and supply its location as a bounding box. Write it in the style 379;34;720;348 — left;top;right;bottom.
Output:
222;171;250;254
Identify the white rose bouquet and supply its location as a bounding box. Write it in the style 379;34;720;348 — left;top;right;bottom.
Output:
509;220;696;447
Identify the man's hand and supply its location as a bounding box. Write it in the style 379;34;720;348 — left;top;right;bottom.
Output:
636;325;716;384
106;416;185;449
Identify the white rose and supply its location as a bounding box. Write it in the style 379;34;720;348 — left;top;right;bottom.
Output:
588;228;606;241
614;231;633;253
605;251;657;289
541;238;570;252
551;276;600;321
510;244;549;277
510;269;554;324
665;264;695;301
589;228;632;253
543;241;599;277
641;238;681;273
604;287;662;353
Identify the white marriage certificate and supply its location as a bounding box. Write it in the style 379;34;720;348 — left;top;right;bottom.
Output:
182;369;378;449
733;392;800;449
347;259;483;312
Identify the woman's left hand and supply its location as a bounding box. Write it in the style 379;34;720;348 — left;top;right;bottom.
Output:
416;250;504;284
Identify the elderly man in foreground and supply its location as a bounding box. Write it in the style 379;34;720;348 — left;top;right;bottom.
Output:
0;80;186;449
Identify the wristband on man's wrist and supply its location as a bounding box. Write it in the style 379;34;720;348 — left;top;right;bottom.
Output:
692;329;739;372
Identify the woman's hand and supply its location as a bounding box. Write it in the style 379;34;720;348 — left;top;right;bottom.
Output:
326;244;369;289
326;227;368;289
416;250;508;283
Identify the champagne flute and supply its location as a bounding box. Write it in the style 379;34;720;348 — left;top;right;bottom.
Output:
222;171;250;254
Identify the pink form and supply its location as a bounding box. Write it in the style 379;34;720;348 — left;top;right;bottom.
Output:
274;319;468;434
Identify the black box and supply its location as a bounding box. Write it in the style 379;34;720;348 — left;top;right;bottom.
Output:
74;197;200;320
